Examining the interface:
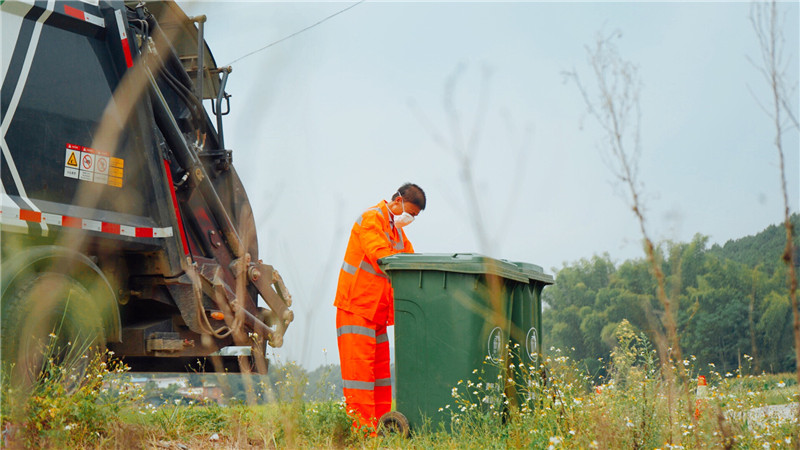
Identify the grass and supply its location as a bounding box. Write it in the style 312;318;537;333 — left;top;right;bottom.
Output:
1;334;797;449
1;339;140;448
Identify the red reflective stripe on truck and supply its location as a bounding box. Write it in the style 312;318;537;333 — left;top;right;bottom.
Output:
135;227;153;238
62;4;105;28
121;37;133;68
102;222;121;234
163;159;190;255
114;9;134;68
63;4;84;20
62;216;82;228
19;209;41;223
3;203;172;239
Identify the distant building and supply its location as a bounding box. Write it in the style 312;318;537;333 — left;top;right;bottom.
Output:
151;376;189;389
178;382;224;404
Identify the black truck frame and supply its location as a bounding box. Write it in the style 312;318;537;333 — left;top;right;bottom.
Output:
1;0;293;377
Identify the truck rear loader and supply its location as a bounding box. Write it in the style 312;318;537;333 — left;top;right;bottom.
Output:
0;0;293;379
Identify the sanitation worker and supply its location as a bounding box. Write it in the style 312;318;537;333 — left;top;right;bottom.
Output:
334;183;426;433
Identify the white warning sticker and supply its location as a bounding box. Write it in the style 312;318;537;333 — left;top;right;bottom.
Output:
80;151;94;171
64;143;123;188
95;155;109;175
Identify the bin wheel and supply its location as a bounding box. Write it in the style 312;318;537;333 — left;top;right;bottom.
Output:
378;411;410;438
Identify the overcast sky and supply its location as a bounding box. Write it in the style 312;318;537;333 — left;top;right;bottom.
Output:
180;1;799;370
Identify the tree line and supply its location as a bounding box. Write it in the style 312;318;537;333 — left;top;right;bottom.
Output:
542;214;799;376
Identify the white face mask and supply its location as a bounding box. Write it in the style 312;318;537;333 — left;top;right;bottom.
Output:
395;211;414;228
393;196;415;228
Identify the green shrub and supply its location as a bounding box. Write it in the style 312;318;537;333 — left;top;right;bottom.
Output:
3;340;794;448
1;341;141;447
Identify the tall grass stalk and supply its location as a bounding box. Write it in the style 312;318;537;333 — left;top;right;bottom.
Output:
565;30;693;443
749;2;800;428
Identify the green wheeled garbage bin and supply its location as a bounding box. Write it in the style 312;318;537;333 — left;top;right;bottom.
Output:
506;261;554;408
377;253;529;433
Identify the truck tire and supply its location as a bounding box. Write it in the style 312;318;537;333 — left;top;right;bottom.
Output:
1;272;106;387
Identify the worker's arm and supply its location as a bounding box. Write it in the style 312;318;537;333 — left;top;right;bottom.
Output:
358;212;396;262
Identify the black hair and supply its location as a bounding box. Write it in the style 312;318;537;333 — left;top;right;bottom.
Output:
392;183;426;210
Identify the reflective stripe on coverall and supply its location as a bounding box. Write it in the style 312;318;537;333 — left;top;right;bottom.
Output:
333;200;414;429
336;308;391;429
333;200;413;326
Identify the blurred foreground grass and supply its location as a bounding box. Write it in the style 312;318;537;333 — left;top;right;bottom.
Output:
1;331;797;449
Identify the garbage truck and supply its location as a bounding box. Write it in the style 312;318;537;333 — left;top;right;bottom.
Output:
0;0;293;379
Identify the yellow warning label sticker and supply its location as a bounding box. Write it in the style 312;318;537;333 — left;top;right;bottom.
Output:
66;152;78;167
110;157;124;169
109;167;124;178
108;177;123;188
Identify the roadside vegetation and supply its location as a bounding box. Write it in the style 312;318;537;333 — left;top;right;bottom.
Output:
543;215;800;380
1;325;796;448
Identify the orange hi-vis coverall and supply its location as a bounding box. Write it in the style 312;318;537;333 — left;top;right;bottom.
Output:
334;200;414;430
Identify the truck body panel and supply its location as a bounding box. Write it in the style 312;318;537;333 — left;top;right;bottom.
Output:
1;0;292;374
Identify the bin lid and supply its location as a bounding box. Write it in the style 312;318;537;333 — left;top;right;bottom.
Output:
506;260;555;285
378;253;529;283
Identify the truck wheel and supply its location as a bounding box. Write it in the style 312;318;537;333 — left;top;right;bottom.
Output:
378;411;410;438
1;272;106;387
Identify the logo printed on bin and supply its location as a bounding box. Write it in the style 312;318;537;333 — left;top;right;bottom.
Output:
526;328;538;362
487;327;504;363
